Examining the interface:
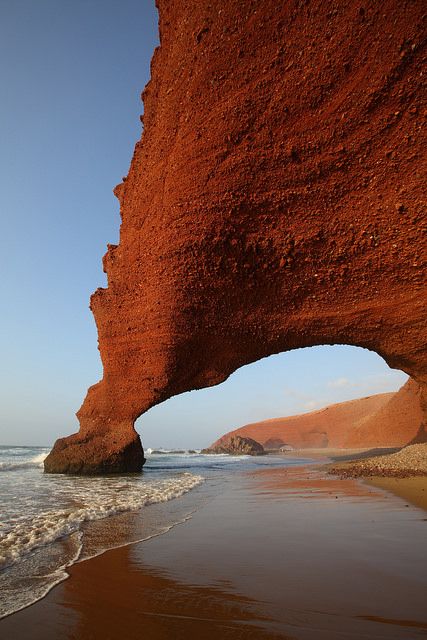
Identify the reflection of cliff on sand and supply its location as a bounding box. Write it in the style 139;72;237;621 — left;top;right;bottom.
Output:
0;544;287;640
45;0;427;473
3;464;427;639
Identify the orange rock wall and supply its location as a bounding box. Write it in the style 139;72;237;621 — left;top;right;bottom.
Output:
220;393;393;450
45;0;426;473
345;379;426;447
219;380;425;450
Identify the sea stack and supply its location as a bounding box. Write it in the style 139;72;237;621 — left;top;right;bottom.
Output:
45;0;427;474
202;435;265;456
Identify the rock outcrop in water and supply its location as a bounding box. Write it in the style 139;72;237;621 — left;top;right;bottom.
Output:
202;435;265;456
45;0;426;474
43;430;145;475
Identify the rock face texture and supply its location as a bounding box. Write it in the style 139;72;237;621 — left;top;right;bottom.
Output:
215;380;426;450
264;438;289;451
202;435;264;456
43;431;144;475
345;378;426;447
45;0;426;473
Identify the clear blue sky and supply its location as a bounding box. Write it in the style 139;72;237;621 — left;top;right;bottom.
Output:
0;1;407;448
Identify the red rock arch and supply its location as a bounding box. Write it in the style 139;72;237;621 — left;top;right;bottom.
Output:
45;0;426;473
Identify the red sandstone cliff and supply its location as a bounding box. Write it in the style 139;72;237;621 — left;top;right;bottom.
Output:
345;378;426;447
45;0;426;473
212;380;425;451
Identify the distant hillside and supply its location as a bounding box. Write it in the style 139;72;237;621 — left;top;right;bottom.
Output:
211;380;425;450
345;379;425;447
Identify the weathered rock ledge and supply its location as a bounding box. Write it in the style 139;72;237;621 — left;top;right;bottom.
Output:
45;0;426;474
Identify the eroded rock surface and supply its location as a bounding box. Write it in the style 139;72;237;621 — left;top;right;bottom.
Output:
45;0;426;474
202;435;265;456
44;431;144;475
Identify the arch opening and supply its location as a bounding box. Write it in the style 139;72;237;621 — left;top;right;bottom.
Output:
136;345;415;453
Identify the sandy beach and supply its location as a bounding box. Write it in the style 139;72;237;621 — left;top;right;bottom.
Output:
1;459;427;640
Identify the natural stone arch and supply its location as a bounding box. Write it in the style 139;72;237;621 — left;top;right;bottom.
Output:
45;0;426;473
136;345;420;452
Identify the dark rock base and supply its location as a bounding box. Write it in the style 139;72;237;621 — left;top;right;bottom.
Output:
44;430;145;475
202;435;265;456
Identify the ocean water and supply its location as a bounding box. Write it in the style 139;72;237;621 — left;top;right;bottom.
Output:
0;445;310;619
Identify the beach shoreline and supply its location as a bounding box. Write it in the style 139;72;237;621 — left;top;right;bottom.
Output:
1;456;427;640
327;444;427;476
276;446;427;512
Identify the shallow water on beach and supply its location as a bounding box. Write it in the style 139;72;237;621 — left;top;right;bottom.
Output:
0;445;311;618
2;460;426;640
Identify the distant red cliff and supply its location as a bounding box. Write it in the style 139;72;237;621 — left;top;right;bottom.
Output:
211;380;425;450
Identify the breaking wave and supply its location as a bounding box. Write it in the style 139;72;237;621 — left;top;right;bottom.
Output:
0;452;47;472
0;472;203;571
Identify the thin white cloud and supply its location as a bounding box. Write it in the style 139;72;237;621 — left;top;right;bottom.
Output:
303;400;319;410
326;372;407;394
283;387;321;413
327;377;351;388
281;370;408;419
357;372;407;392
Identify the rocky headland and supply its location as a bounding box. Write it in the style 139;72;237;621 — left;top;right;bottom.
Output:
213;379;426;452
45;0;426;473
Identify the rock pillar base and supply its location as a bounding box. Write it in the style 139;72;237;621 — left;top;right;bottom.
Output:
44;429;145;475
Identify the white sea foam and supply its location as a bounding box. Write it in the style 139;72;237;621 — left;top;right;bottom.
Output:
146;448;201;456
0;445;305;620
0;509;199;620
31;452;48;464
0;472;203;570
0;452;47;472
0;531;83;620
